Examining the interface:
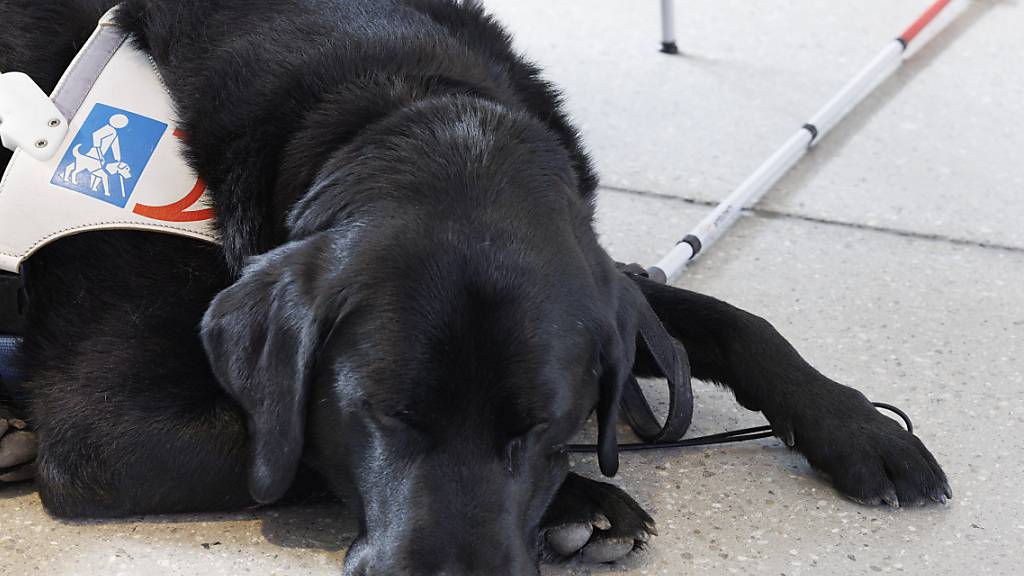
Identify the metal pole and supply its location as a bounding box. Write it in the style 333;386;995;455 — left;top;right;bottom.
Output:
660;0;679;54
648;0;968;284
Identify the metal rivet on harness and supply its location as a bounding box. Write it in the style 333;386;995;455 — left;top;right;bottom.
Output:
48;119;61;128
34;139;47;149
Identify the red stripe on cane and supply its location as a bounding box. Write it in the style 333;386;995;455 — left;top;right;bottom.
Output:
899;0;954;45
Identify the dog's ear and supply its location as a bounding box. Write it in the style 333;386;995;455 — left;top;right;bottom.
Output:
595;275;642;477
201;233;339;504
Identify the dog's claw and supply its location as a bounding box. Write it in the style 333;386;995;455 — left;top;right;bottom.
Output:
881;489;900;509
591;513;611;530
931;485;951;505
644;520;658;537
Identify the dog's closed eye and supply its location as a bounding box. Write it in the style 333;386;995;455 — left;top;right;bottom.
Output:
386;408;417;424
384;412;423;433
363;401;427;432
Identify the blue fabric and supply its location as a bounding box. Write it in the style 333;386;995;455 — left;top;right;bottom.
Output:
0;336;21;384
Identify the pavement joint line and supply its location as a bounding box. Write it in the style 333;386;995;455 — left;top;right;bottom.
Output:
600;184;1024;256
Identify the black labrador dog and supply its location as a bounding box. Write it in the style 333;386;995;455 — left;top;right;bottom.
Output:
0;0;950;573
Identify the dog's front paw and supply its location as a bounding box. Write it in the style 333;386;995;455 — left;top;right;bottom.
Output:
773;385;951;508
542;472;655;563
0;403;37;483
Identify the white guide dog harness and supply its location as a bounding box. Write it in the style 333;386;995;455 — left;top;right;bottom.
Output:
0;9;218;273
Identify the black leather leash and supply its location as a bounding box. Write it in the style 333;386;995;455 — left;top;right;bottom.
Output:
568;263;914;454
616;262;694;443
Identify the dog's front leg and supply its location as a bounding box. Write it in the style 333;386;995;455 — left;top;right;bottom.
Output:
632;276;950;508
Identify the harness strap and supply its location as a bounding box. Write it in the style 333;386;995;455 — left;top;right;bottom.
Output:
0;270;25;387
618;263;694;442
0;271;25;335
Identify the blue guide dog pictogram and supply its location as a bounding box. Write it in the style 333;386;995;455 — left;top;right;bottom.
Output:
51;103;167;208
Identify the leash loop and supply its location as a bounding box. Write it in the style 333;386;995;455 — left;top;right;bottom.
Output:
617;262;694;442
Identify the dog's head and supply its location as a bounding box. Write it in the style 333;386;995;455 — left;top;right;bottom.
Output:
105;162;132;179
200;98;657;575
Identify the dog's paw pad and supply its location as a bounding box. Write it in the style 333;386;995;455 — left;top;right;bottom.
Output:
579;536;637;564
0;461;36;482
0;417;37;483
546;522;594;556
0;430;36;468
542;473;655;564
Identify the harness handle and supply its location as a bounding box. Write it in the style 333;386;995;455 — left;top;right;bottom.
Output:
0;72;68;160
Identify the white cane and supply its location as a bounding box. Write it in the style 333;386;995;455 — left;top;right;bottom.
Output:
647;0;970;284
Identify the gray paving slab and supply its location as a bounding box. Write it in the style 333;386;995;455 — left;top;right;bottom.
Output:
573;188;1024;576
483;0;1024;249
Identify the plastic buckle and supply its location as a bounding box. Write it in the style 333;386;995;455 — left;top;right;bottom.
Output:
0;72;69;161
0;271;27;335
615;261;650;279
